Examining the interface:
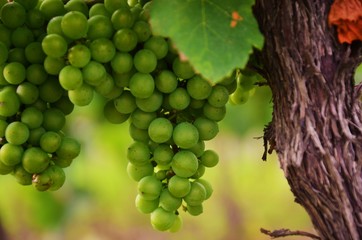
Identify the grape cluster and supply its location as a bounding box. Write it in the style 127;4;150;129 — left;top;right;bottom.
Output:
0;0;245;232
0;0;81;191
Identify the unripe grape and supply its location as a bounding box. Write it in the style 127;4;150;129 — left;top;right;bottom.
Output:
203;103;226;122
186;75;212;100
186;204;203;216
137;175;162;200
89;3;110;18
41;34;68;58
132;20;151;42
47;165;66;191
56;137;81;160
129;123;149;142
40;131;62;153
111;6;134;29
159;189;182;212
25;42;46;64
171;150;198;178
135;194;159;214
32;170;52;191
0;160;14;175
89;38;116;63
82;61;106;86
148;118;173;143
0;119;8;137
183;181;206;206
0;2;26;29
194;178;213;200
168;88;190;110
127;141;150;166
39;0;66;21
22;147;50;174
153;144;174;166
172;58;195;79
12;165;32;185
64;0;89;16
134;49;157;73
0;86;20;117
191;164;205;179
127;162;154;181
168;215;183;232
88;15;114;40
68;83;94;106
113;28;138;52
130;109;156;130
207;85;229;108
59;65;83;90
135;90;163;112
111;52;133;74
3;62;26;85
61;11;88;39
39;77;64;103
144;36;168;60
67;44;91;68
155;70;178;94
103;100;130;124
129;72;154;99
16;82;39;104
150;207;176;231
5;121;29;145
193;117;219;141
188;140;205;158
172;122;199;149
42;108;66;131
200;149;219;167
0;143;24;166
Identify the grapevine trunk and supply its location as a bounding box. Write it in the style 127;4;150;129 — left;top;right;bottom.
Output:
254;0;362;239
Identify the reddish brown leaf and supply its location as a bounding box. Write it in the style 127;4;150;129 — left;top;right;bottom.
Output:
328;0;362;43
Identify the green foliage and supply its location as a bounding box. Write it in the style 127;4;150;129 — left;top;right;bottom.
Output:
150;0;264;83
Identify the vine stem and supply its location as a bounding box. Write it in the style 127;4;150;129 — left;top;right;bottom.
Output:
260;228;321;239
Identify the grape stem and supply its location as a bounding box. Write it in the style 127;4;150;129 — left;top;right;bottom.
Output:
260;228;321;239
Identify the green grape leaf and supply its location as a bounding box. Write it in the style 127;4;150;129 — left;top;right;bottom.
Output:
149;0;264;83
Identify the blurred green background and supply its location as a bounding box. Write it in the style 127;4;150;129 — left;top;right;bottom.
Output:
1;64;361;240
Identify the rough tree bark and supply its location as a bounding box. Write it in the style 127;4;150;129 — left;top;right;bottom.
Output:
253;0;362;239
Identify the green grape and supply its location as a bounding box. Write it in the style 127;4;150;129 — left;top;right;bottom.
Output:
172;122;199;149
43;56;65;75
7;48;27;66
111;52;133;74
32;169;52;191
31;99;48;111
61;11;88;40
103;100;130;124
87;15;114;40
68;83;94;106
132;20;151;42
207;85;229;108
144;36;168;60
11;26;34;48
203;103;226;122
200;149;219;168
42;33;68;58
129;123;149;142
51;95;74;115
104;0;128;13
111;6;134;30
130;108;156;129
171;150;198;178
89;38;116;63
188;140;205;158
82;61;106;86
26;9;46;29
3;62;26;85
0;160;14;175
183;181;206;206
40;131;62;153
89;3;111;18
102;85;123;99
16;82;39;104
193;117;219;141
172;58;195;79
194;178;213;200
137;175;162;200
155;170;167;181
135;90;163;112
159;189;182;212
39;77;64;103
12;165;32;185
39;0;66;21
42;108;66;131
0;143;24;166
113;69;134;87
0;42;8;65
229;85;250;105
127;162;154;181
0;2;26;29
129;72;154;98
0;24;11;48
64;0;89;16
133;49;157;73
186;204;203;216
59;65;83;90
46;15;64;35
25;42;46;64
0;86;20;117
135;194;159;214
56;136;81;160
127;141;151;166
0;119;8;137
155;70;178;94
153;144;174;166
14;0;37;10
47;165;66;191
53;156;73;168
150;207;176;231
22;147;50;174
94;73;115;97
28;127;46;146
5;121;29;145
168;87;190;110
191;164;205;179
148;118;173;143
186;75;212;100
168;215;183;233
114;90;137;114
21;106;43;129
67;44;91;68
113;28;138;52
0;64;7;86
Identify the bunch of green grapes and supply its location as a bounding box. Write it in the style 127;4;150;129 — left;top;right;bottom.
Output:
0;0;81;191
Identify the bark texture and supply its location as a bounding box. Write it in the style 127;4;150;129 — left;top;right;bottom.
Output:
254;0;362;239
